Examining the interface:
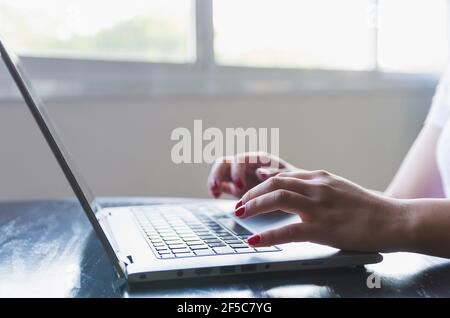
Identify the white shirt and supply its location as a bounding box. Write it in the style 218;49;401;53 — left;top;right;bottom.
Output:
426;67;450;197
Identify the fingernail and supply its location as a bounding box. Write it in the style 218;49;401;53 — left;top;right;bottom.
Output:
258;168;270;174
247;234;261;246
235;179;244;189
211;187;220;198
235;205;245;217
256;169;271;180
235;199;243;210
211;178;219;190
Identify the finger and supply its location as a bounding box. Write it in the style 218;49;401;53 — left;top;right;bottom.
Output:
241;176;313;205
247;223;315;247
220;181;239;197
230;156;247;191
277;169;331;180
231;152;285;190
236;189;314;219
207;157;232;197
255;167;289;181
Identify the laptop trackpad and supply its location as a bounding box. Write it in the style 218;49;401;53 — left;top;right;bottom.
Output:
222;211;300;234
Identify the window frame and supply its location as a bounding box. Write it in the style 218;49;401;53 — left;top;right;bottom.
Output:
0;0;447;102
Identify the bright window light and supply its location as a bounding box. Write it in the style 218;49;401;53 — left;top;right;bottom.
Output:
377;0;448;73
0;0;194;62
213;0;375;70
0;0;447;74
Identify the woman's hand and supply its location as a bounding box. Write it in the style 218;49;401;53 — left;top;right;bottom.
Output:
236;170;411;253
208;152;298;198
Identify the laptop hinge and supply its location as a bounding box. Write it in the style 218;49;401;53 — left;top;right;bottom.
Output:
97;209;133;269
116;251;132;266
96;209;111;222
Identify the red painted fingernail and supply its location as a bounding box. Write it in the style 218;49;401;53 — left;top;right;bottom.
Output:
211;178;219;190
235;205;245;217
235;199;243;210
235;179;244;189
248;234;261;246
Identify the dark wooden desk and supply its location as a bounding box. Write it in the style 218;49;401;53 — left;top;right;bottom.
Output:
1;198;449;298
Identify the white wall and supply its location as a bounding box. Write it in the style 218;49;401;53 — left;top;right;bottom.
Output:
0;89;434;201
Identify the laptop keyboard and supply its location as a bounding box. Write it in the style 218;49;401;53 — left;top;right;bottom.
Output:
132;205;281;259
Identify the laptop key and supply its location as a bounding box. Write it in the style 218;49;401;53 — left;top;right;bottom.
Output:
229;244;249;249
213;246;235;254
160;254;175;259
194;231;211;236
172;248;191;254
254;247;280;252
183;237;202;242
177;231;195;235
158;229;176;233
190;245;209;250
224;240;242;244
168;245;188;250
198;236;216;240
166;240;184;245
204;239;222;244
162;237;180;241
186;241;205;246
208;242;226;248
234;247;256;253
174;251;195;258
219;235;235;240
194;249;215;256
164;239;183;244
215;230;230;235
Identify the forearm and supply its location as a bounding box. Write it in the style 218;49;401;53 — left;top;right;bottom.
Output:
394;199;450;258
384;125;445;199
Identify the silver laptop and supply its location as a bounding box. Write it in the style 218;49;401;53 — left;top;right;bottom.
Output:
0;40;382;283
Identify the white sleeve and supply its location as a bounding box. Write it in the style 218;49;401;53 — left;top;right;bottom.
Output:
425;67;450;128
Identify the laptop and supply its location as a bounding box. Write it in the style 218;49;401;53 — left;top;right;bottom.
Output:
0;40;382;283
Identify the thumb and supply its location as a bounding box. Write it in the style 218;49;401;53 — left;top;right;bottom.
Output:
247;223;313;247
255;167;286;181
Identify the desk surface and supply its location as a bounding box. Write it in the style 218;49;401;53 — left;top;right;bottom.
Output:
1;198;450;298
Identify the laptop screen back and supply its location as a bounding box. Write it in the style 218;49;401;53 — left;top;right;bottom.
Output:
0;41;97;212
0;40;124;274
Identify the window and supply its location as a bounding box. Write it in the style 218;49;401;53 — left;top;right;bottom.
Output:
214;0;374;71
0;0;194;63
377;0;448;73
213;0;448;73
0;0;447;100
1;0;447;73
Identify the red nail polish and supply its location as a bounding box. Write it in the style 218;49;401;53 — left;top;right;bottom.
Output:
235;199;243;210
235;179;244;189
211;178;219;190
235;205;245;217
248;234;261;246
